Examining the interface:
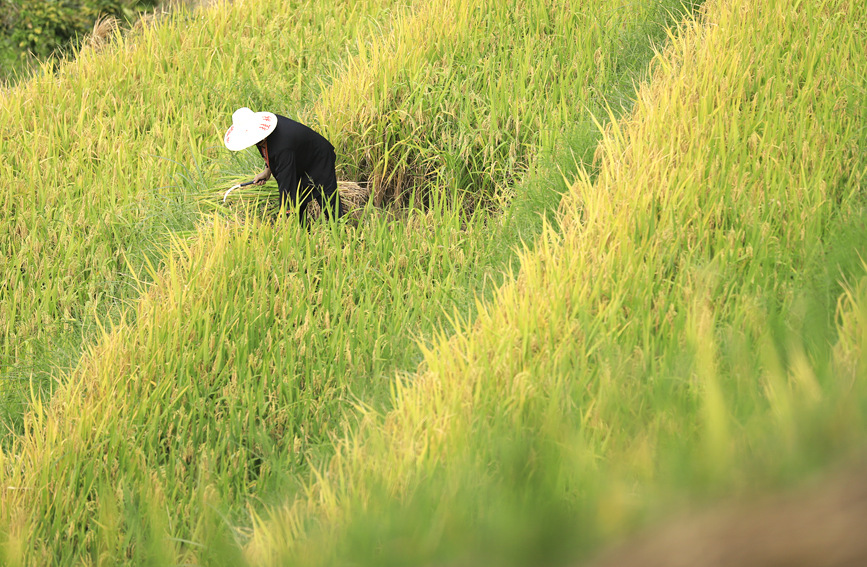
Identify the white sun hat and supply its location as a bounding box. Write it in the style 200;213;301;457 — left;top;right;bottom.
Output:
223;107;278;151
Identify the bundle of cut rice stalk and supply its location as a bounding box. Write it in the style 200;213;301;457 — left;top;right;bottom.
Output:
305;181;370;221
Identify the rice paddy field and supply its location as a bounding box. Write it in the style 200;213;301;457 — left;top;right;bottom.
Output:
1;0;866;564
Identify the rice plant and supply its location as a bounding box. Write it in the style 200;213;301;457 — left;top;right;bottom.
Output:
239;0;867;564
0;0;405;439
0;0;704;562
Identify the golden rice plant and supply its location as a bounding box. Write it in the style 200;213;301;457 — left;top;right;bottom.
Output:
0;0;698;562
240;0;867;563
0;0;404;433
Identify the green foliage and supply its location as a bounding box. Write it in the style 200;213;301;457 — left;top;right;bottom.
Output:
1;0;153;58
0;36;21;83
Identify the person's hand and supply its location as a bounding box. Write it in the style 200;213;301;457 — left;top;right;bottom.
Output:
253;168;271;185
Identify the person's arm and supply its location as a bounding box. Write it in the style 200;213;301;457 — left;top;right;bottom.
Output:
253;167;271;185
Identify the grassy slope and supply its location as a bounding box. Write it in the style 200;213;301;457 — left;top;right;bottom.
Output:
241;0;867;564
0;0;680;435
0;0;696;563
0;0;403;433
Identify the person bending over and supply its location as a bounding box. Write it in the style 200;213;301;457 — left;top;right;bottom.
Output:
224;107;343;224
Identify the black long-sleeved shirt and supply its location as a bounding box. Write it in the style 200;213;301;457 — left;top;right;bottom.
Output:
258;115;337;200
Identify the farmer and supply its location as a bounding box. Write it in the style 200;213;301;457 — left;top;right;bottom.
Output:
223;107;343;224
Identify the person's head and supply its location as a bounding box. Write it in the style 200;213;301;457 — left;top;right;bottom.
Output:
223;108;277;151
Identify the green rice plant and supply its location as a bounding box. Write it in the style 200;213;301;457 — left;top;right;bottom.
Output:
0;0;689;443
0;0;701;561
233;0;867;563
0;196;515;563
311;0;683;207
0;0;405;440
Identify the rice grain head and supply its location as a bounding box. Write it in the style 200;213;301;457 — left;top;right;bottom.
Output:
84;16;120;52
338;181;371;216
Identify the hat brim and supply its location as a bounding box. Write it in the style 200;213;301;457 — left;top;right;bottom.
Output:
224;111;278;151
